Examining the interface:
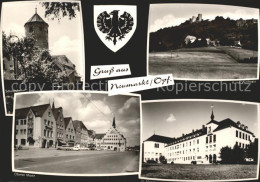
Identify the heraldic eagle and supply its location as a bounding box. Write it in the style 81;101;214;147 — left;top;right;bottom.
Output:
97;10;134;45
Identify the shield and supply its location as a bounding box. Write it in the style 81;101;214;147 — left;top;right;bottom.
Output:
94;5;137;52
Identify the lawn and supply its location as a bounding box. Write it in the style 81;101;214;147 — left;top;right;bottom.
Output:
149;47;258;80
141;163;258;180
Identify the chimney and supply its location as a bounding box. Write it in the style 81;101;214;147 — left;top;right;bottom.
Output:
202;125;205;129
192;129;195;133
237;121;241;127
182;133;184;137
245;126;248;131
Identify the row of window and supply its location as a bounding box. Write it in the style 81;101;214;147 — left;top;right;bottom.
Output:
57;132;63;138
166;139;200;150
44;119;53;127
145;152;162;155
16;129;26;135
206;134;216;144
236;130;250;141
57;124;64;129
67;128;74;133
66;134;75;140
16;119;26;125
44;129;53;138
103;138;123;141
236;142;248;149
101;142;124;145
167;147;200;157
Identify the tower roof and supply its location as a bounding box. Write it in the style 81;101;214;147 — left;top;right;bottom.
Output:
24;9;48;26
112;115;116;128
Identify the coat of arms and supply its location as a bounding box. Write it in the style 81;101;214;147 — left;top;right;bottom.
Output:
94;5;137;52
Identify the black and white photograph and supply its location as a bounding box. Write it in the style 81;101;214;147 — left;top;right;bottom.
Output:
1;1;85;115
12;91;140;175
148;4;259;80
140;100;259;181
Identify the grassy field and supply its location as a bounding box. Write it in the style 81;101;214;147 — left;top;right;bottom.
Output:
141;163;258;180
149;47;258;79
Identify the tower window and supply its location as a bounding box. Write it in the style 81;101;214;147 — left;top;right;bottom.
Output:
29;26;33;32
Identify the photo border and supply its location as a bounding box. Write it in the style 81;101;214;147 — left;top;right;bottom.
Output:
146;3;260;81
0;0;86;117
11;90;142;177
139;99;260;181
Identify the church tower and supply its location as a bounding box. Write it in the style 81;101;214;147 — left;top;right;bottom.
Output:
24;8;49;49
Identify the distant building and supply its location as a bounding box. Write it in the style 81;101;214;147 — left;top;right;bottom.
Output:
52;102;66;146
184;35;197;44
236;18;248;28
15;104;56;148
64;117;76;146
143;106;256;164
94;133;106;149
100;116;127;151
190;14;203;23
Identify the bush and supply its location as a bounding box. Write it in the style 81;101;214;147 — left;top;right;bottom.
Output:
191;161;197;165
159;155;167;164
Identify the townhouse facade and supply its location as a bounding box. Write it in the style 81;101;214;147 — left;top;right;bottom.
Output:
64;117;76;146
15;104;56;148
143;110;256;164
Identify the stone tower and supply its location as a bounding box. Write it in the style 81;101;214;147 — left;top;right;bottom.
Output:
24;8;49;49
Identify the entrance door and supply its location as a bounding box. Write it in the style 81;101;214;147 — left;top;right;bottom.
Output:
209;154;212;163
213;154;217;163
42;139;47;148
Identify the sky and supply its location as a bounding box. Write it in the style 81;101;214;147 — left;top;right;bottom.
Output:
1;1;84;76
142;101;259;141
15;92;141;147
149;4;259;32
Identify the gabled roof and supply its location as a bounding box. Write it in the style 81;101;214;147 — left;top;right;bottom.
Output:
15;104;50;119
72;120;83;131
94;133;106;139
64;117;72;129
207;120;219;125
25;12;48;26
52;55;75;70
144;134;173;144
52;107;63;121
214;118;254;135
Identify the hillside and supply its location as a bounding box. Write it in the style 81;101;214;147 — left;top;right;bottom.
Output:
149;16;258;52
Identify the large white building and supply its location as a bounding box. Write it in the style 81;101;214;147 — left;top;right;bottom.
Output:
96;116;127;151
143;108;256;164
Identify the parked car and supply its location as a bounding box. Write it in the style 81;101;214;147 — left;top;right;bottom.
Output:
81;147;90;151
96;148;102;151
72;146;80;151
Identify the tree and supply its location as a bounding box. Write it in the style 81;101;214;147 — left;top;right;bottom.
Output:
159;155;167;164
246;139;258;163
220;145;245;164
2;32;69;84
41;2;80;20
220;146;233;164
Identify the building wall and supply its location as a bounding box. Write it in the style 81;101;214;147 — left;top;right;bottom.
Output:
15;118;28;146
25;22;49;49
144;141;165;163
56;112;65;143
148;126;256;164
65;120;76;146
101;128;126;151
39;106;56;148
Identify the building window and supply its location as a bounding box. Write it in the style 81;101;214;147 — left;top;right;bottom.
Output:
236;130;238;137
197;139;199;144
213;135;216;142
239;132;241;138
154;143;159;148
242;133;245;139
245;134;247;140
29;26;33;32
16;130;18;134
206;137;208;144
